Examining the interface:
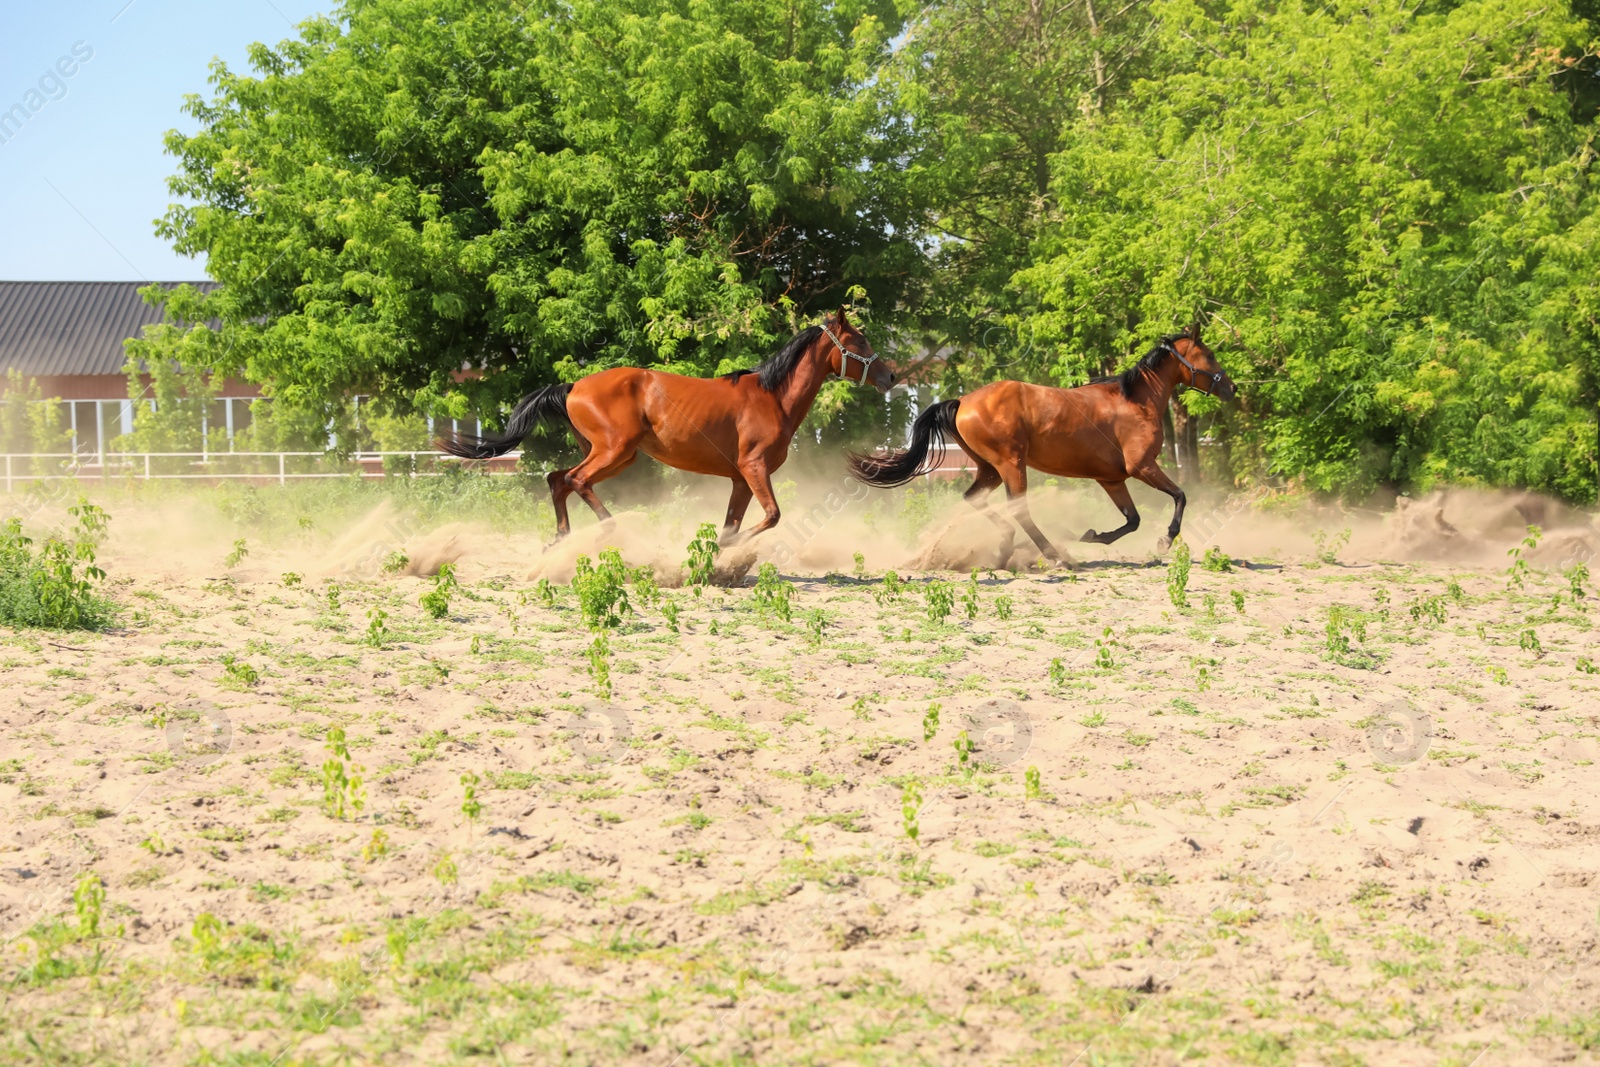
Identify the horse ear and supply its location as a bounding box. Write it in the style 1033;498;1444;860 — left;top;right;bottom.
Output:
1187;321;1204;343
836;305;849;327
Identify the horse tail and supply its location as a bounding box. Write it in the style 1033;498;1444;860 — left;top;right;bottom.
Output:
435;383;573;460
848;398;961;488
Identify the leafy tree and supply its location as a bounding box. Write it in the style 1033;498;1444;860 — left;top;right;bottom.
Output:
1013;0;1600;500
155;0;916;429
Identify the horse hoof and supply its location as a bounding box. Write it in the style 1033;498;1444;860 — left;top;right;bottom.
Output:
1156;536;1172;553
1080;529;1098;543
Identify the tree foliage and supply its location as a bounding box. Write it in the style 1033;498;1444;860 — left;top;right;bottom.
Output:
153;0;1600;501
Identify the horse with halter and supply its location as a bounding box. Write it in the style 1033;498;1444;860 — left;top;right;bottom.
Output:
848;323;1236;567
438;308;894;542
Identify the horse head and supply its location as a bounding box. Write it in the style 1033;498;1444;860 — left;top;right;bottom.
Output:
824;307;894;393
1171;322;1236;400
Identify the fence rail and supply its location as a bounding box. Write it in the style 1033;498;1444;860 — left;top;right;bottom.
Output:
0;450;522;492
0;445;975;493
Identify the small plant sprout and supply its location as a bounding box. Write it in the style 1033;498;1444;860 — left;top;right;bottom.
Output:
1201;546;1233;572
321;727;365;821
326;583;342;611
534;577;556;607
1167;537;1191;608
362;828;390;863
1408;595;1447;626
1230;589;1245;613
962;569;981;619
419;561;459;620
662;597;682;633
1324;605;1367;659
1312;526;1352;564
1203;592;1218;620
1506;525;1541;590
74;872;108;940
685;522;720;597
753;562;792;623
380;551;409;575
1447;579;1466;603
281;571;303;588
1024;766;1043;801
953;729;973;777
225;538;249;568
1049;657;1067;688
574;550;632;630
926;579;955;624
460;772;483;826
630;565;661;608
852;551;866;577
995;594;1014;620
1094;627;1117;669
922;702;941;742
364;608;389;649
1519;628;1543;657
1577;656;1598;675
433;853;458;886
219;652;260;687
1565;561;1589;607
588;633;613;699
806;608;826;644
1080;709;1107;727
901;780;923;842
875;570;903;605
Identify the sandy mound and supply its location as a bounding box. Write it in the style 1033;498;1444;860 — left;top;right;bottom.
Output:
1381;496;1473;561
905;509;1045;572
1380;489;1598;566
401;523;469;577
526;512;690;585
317;501;470;579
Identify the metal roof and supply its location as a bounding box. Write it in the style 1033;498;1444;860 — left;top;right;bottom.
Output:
0;281;218;378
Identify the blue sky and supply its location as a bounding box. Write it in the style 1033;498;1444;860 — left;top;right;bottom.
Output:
0;1;331;281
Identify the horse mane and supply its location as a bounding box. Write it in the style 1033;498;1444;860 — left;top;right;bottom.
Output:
724;325;825;392
1092;333;1184;400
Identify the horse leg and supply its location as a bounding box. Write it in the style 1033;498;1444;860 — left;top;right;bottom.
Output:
962;460;1015;564
547;468;576;539
998;464;1075;569
722;479;754;540
546;435;593;539
733;462;782;539
1134;464;1187;552
562;446;638;526
1081;480;1141;544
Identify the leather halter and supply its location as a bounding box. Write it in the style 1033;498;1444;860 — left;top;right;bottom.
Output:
1158;340;1225;396
821;322;879;385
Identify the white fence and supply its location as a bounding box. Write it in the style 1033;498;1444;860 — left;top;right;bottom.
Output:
0;451;522;492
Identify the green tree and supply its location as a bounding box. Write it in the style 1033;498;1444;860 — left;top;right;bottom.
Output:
1013;0;1600;500
155;0;917;431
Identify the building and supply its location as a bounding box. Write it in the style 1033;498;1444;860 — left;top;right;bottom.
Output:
0;280;258;458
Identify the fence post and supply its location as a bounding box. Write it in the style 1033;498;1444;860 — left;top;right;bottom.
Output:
4;455;10;494
279;453;286;487
144;454;151;481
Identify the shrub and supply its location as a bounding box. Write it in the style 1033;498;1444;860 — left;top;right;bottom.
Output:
0;501;115;631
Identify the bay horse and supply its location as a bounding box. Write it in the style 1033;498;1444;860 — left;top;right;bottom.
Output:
438;309;894;542
848;324;1235;567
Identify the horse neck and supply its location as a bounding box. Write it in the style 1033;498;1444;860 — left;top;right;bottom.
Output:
771;337;836;430
1138;355;1186;409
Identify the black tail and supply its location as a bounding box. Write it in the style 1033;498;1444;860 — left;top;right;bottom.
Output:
435;383;573;460
847;398;961;488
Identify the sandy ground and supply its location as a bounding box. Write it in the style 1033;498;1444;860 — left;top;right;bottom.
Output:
2;485;1599;1065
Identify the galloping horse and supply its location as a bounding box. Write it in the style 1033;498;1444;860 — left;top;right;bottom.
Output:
848;324;1235;567
438;309;894;542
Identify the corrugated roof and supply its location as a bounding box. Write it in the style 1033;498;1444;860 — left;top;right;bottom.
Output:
0;281;218;377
